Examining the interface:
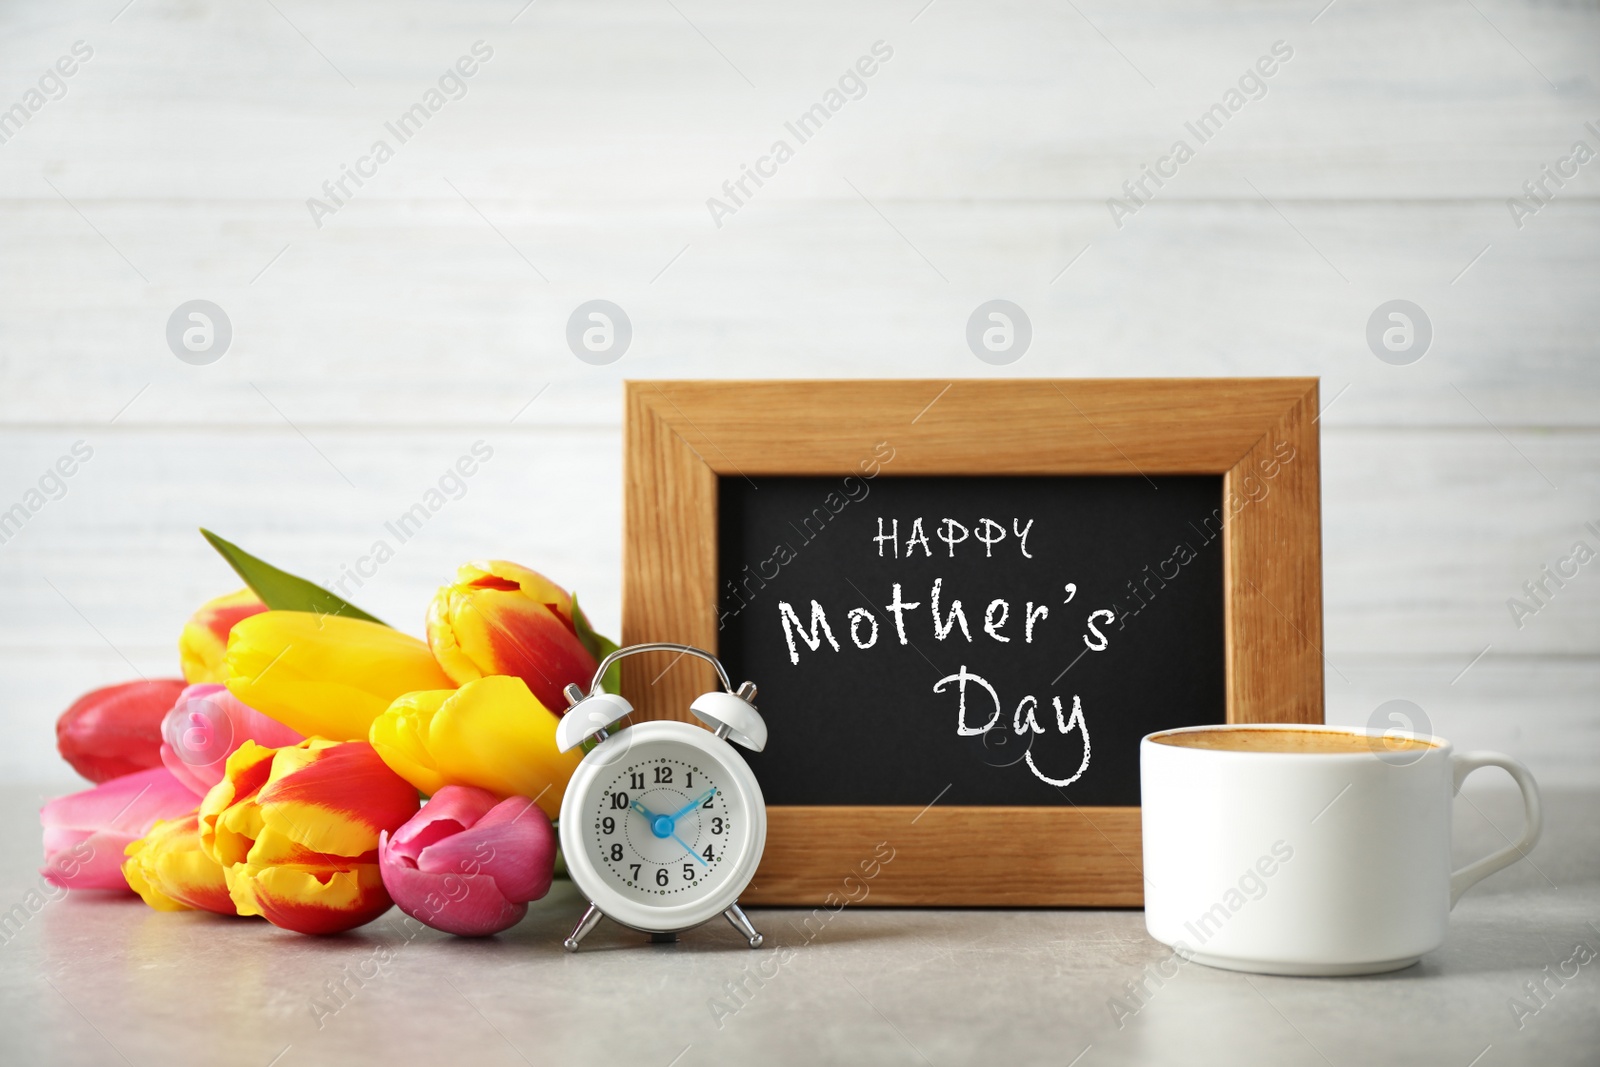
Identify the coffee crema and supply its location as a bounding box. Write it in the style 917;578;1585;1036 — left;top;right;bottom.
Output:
1152;728;1436;754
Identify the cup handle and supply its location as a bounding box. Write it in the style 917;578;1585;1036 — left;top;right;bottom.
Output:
1449;751;1543;908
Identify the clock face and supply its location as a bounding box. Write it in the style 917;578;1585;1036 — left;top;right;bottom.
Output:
587;740;740;904
560;720;767;933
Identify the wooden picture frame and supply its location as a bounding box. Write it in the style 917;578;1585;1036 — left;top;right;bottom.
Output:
622;379;1323;906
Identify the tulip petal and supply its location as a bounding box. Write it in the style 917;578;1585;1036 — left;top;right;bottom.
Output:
386;785;500;865
226;612;455;742
42;830;143;890
159;747;213;798
414;797;554;904
227;861;392;935
463;561;573;613
198;741;282;866
255;741;421;859
369;677;579;819
160;684;304;797
56;679;188;783
122;814;236;915
40;767;200;890
42;766;200;839
425;560;597;714
42;826;93;858
367;690;453;798
378;835;526;937
180;588;266;684
193;738;419;934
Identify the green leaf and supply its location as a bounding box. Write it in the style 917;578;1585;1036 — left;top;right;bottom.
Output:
200;528;388;626
570;593;621;694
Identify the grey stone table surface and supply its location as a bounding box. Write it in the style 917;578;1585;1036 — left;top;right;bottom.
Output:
2;783;1595;1067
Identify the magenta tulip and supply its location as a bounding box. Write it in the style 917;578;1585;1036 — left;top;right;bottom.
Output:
158;684;303;797
56;678;188;783
378;786;555;936
41;767;200;890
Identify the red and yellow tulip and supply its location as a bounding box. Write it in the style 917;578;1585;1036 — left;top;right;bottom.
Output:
225;611;455;742
199;738;420;935
369;676;579;820
122;812;234;914
425;561;597;715
179;588;267;684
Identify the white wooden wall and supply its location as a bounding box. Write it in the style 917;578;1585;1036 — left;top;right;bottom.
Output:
1;0;1596;785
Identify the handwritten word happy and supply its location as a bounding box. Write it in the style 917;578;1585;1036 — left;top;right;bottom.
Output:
874;516;1034;559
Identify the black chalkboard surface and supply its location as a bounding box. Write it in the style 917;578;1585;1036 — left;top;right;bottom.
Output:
718;475;1226;807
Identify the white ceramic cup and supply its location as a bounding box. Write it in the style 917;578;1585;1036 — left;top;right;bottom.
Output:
1140;723;1542;976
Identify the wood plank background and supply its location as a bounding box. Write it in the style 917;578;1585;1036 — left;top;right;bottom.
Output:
1;0;1595;787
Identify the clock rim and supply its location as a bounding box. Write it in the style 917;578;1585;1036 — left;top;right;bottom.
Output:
558;720;767;933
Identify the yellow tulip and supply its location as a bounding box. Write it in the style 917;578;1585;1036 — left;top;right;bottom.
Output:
369;676;579;820
225;611;455;742
179;588;266;684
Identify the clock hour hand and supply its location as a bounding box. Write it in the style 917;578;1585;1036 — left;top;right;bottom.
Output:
669;788;716;822
629;798;661;822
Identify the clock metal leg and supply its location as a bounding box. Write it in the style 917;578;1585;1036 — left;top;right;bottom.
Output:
723;903;764;949
563;902;603;952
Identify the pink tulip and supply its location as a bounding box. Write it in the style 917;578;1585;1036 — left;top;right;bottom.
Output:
56;678;188;783
41;767;200;890
378;785;555;937
158;684;302;797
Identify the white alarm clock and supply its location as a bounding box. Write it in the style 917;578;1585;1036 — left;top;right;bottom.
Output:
555;643;768;951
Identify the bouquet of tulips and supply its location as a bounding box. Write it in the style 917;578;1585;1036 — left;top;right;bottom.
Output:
41;530;619;937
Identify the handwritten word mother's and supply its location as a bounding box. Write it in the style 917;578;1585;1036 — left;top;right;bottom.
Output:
776;516;1108;789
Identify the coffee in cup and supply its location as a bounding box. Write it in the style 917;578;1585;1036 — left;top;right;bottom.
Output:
1140;723;1541;976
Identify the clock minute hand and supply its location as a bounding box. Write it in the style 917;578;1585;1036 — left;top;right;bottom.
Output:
669;788;716;822
671;829;709;867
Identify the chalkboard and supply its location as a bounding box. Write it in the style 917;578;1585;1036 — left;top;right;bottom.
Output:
718;474;1226;808
625;378;1323;904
